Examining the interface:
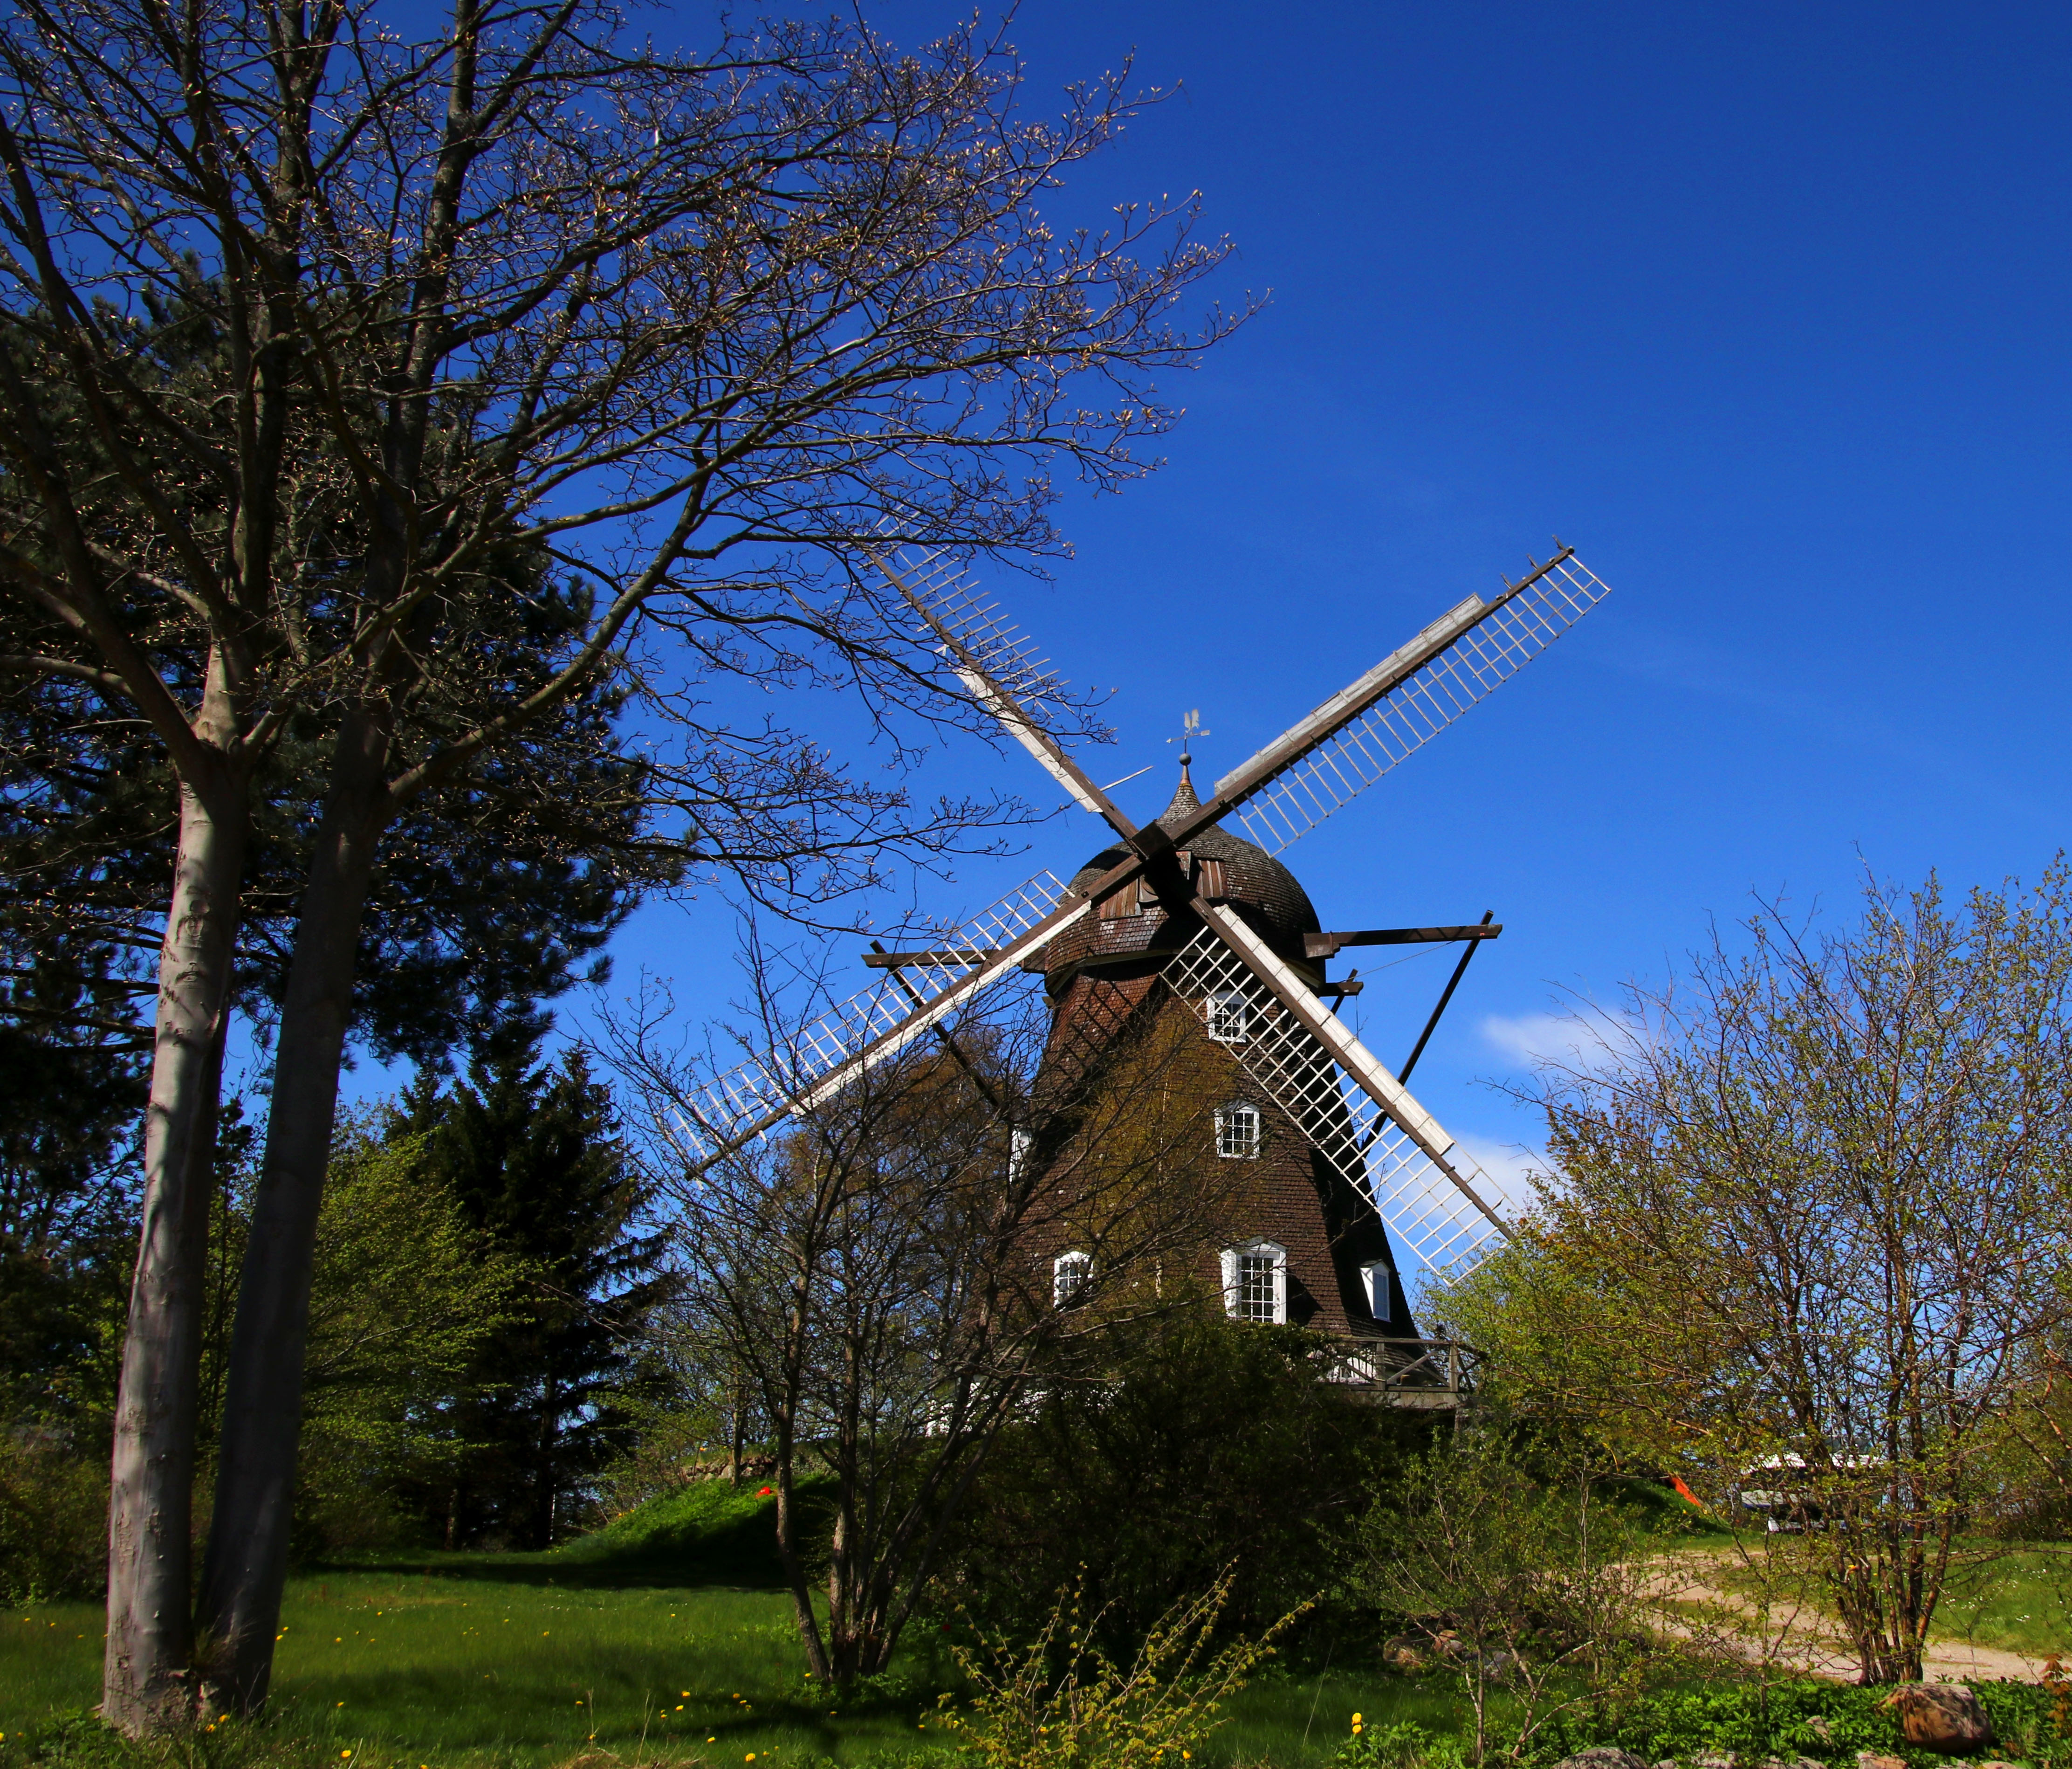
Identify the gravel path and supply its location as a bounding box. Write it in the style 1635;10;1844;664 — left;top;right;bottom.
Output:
1645;1551;2049;1685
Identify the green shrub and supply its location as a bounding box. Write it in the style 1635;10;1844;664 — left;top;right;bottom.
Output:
933;1567;1303;1768
933;1311;1433;1650
0;1431;104;1601
1520;1679;2065;1769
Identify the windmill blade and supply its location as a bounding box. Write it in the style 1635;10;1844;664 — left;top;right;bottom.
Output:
1168;912;1512;1278
870;544;1137;835
669;871;1083;1168
1211;550;1613;856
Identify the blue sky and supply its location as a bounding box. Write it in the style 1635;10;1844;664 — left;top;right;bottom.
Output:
369;2;2072;1207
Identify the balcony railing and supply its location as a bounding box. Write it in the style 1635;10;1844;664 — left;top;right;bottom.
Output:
1314;1335;1482;1409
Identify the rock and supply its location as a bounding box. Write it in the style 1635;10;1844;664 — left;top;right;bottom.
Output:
1479;1649;1516;1683
1695;1755;1737;1769
1551;1751;1649;1769
1976;1761;2025;1769
1807;1719;1833;1745
1381;1633;1427;1673
1650;1760;1678;1769
1856;1755;1906;1769
1879;1684;1995;1754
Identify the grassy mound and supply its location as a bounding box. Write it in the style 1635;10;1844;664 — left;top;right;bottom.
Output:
555;1479;791;1588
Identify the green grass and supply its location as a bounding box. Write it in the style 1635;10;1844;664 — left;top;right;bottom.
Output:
0;1482;1431;1769
1934;1546;2072;1658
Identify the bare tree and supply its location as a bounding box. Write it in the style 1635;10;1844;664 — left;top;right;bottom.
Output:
610;952;1242;1683
0;0;1242;1727
1450;869;2072;1683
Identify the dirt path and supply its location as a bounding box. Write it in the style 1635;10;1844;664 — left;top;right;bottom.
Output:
1645;1551;2048;1684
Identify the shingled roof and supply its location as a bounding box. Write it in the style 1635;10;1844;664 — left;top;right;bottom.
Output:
1039;765;1323;990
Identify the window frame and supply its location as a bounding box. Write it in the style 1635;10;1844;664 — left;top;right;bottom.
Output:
1214;1100;1262;1159
1053;1249;1092;1308
1220;1239;1287;1324
1206;989;1249;1045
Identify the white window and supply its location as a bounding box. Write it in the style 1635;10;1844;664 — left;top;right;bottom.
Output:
1206;990;1249;1045
1220;1239;1287;1324
1214;1101;1261;1159
1053;1250;1092;1308
1359;1260;1392;1322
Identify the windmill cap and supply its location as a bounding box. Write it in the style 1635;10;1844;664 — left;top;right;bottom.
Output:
1047;771;1322;981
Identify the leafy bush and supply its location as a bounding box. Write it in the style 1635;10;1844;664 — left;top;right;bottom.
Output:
933;1567;1303;1768
1527;1679;2064;1769
933;1311;1433;1649
0;1429;104;1600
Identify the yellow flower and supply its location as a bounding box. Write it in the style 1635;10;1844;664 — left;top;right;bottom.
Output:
1352;1714;1363;1725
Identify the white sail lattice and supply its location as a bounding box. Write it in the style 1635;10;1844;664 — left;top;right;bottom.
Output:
1226;554;1612;855
1166;928;1510;1278
873;543;1075;721
672;871;1071;1162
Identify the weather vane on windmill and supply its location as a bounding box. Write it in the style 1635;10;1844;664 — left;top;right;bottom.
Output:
671;537;1612;1388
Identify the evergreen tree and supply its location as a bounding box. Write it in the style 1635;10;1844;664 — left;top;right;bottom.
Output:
391;1035;670;1548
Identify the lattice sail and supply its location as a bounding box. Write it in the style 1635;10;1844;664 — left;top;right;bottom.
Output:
1226;554;1612;855
1166;929;1510;1278
670;872;1070;1164
873;543;1074;721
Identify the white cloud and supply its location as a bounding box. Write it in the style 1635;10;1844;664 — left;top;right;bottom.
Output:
1479;1008;1648;1072
1479;1011;1592;1067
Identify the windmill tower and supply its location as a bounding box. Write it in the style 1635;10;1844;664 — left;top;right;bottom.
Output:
1028;750;1420;1344
670;540;1613;1398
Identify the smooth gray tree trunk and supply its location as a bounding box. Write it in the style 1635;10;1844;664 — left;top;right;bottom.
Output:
197;712;391;1713
103;776;244;1735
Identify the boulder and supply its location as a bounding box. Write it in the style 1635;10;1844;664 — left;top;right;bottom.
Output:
1381;1633;1427;1673
1856;1754;1906;1769
1551;1751;1649;1769
1695;1755;1736;1769
1879;1684;1994;1754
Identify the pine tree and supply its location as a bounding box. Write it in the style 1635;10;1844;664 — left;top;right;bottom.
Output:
391;1034;670;1548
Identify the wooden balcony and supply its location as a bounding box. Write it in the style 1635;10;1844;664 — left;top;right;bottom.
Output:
1314;1334;1482;1410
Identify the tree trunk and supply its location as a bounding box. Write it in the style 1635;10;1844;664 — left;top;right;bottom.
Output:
196;711;391;1713
103;775;245;1735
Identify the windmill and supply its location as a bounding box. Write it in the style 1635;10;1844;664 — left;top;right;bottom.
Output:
670;541;1612;1336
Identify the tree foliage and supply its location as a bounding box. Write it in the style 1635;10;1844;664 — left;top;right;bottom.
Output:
386;1037;670;1549
1448;868;2072;1683
611;955;1247;1683
0;0;1242;1721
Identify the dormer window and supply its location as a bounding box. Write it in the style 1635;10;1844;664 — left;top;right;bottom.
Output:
1053;1250;1092;1307
1214;1101;1261;1159
1221;1239;1286;1324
